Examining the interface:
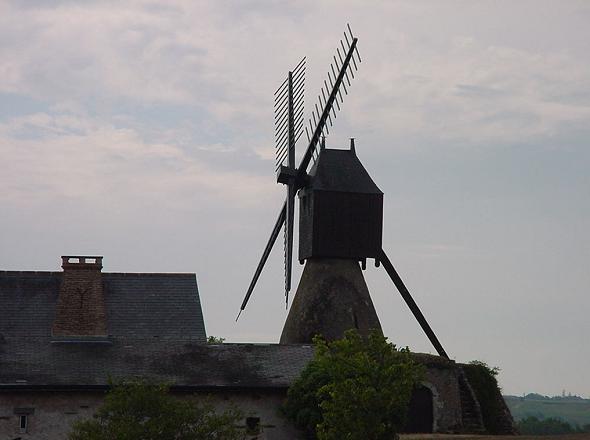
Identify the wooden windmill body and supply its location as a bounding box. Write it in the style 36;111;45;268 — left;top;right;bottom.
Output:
281;140;383;343
298;142;383;262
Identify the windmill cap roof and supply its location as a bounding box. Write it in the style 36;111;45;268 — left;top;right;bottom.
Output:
308;148;383;194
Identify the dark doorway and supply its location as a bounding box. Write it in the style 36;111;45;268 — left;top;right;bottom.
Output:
403;386;434;433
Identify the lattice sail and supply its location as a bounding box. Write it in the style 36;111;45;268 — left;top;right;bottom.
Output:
301;24;361;171
275;57;305;171
237;25;362;320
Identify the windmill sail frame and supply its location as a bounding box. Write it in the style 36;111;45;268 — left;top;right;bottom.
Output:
236;25;450;361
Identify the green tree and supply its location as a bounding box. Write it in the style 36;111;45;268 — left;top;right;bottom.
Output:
69;381;244;440
283;329;424;440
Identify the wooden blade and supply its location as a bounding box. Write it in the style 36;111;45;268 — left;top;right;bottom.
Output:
237;200;287;320
297;28;359;178
275;58;305;171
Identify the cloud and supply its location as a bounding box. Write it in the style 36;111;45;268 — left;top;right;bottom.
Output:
0;2;283;107
0;109;273;212
3;1;588;157
349;34;590;147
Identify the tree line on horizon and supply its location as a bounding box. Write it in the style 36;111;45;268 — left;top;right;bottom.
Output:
517;416;590;436
505;392;589;401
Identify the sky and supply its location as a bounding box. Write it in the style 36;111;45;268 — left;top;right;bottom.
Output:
1;0;589;397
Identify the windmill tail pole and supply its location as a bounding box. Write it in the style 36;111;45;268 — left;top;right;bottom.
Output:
379;248;450;359
236;200;287;321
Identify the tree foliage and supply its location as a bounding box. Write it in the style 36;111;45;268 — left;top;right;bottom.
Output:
69;381;244;440
517;416;590;435
282;329;424;440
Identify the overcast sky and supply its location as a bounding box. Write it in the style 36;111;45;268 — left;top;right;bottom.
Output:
1;0;589;397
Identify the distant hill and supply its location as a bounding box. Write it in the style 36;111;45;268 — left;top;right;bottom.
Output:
505;394;590;427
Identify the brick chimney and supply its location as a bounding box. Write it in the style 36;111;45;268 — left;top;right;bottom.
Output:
52;256;107;337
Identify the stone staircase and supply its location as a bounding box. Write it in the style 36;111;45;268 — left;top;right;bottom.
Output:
492;391;519;434
457;367;486;433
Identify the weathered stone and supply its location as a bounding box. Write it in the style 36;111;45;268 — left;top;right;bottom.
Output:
280;258;382;343
0;390;305;440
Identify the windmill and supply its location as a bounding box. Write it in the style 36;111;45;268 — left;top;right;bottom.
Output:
237;25;449;360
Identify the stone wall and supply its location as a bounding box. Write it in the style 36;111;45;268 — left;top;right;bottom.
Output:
0;390;104;440
421;360;464;432
0;389;304;440
0;359;477;438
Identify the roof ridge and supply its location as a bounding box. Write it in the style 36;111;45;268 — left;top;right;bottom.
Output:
0;270;61;275
0;271;195;276
104;272;196;277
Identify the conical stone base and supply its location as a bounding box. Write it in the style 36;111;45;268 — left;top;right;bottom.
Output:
280;258;382;344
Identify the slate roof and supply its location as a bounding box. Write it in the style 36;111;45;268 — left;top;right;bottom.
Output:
0;270;314;390
0;271;206;340
309;148;383;194
0;338;314;389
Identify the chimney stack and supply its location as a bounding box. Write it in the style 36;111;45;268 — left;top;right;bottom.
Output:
52;256;107;337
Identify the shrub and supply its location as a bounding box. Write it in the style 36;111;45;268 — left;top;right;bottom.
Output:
283;329;424;440
69;381;243;440
207;336;226;344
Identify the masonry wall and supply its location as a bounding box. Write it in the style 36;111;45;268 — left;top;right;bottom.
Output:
0;391;104;440
422;363;464;432
0;389;304;440
0;363;468;438
52;256;107;337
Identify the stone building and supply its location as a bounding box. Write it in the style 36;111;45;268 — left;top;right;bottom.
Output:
1;255;503;439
